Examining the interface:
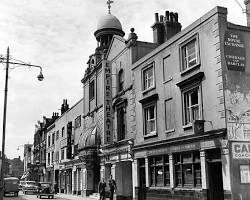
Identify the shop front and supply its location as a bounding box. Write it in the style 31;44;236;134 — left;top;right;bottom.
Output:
101;139;133;200
133;129;231;200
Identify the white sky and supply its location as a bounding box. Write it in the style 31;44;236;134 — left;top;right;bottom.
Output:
0;0;247;159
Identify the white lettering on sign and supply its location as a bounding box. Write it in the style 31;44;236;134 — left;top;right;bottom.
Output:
232;142;250;159
103;60;112;144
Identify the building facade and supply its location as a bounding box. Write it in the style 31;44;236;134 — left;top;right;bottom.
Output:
132;6;250;200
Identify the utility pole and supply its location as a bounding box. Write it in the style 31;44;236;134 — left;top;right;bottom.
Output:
0;47;9;200
0;47;44;200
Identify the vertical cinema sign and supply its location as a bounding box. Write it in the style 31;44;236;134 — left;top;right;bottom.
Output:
103;60;113;144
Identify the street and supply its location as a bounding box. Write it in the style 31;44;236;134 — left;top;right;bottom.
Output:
4;193;70;200
3;192;95;200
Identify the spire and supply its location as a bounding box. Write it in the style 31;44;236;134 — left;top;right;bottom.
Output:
106;0;114;14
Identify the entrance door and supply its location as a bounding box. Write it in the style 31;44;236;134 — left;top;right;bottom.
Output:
208;161;224;200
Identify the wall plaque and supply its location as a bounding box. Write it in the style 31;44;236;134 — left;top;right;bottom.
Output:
224;30;246;71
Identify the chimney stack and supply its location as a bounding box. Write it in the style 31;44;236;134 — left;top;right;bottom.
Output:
151;13;165;44
151;10;182;45
245;0;250;26
61;99;69;115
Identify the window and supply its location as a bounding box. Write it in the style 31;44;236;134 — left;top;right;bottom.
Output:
61;149;65;160
52;151;54;162
183;86;202;125
56;130;59;141
89;80;95;100
181;36;199;71
174;151;201;188
149;155;170;187
165;98;174;131
75;115;81;129
48;135;51;147
52;132;55;145
117;107;126;141
61;127;65;137
118;69;124;92
144;104;156;136
48;153;50;165
142;65;154;91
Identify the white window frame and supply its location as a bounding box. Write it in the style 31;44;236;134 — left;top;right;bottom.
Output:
180;35;200;72
142;64;155;91
143;103;157;136
182;85;202;126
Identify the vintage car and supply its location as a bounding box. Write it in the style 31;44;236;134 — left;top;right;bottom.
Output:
22;181;37;194
3;177;19;197
18;181;25;190
36;182;54;199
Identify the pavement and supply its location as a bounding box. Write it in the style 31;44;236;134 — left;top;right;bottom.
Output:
56;193;97;200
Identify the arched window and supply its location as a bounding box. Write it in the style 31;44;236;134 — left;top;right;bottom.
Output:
118;69;124;92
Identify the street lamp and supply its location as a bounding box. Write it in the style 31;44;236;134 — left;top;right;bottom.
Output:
0;47;44;200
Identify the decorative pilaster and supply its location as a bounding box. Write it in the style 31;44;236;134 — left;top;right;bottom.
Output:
145;157;149;187
221;148;231;190
132;159;138;199
169;155;174;188
200;150;208;189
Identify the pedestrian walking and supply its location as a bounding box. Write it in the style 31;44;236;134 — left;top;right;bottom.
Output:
98;178;106;200
108;175;117;200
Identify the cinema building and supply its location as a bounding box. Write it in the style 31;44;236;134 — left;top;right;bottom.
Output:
130;5;250;200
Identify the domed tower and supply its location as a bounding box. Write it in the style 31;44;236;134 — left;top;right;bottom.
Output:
94;0;125;52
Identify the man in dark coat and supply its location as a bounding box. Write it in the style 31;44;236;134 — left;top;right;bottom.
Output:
98;178;106;200
108;175;117;200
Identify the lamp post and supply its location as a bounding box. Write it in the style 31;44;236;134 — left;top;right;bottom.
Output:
0;47;44;200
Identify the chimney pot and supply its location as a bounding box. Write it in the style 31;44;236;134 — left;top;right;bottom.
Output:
175;13;178;22
155;13;159;22
160;15;164;22
170;12;174;22
165;11;170;21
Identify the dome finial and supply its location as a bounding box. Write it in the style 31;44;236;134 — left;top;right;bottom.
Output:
106;0;114;14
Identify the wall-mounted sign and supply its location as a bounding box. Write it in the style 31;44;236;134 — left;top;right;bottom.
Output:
232;142;250;159
103;60;113;144
224;30;246;71
240;165;250;184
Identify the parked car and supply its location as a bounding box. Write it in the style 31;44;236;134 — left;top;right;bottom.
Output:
18;181;25;190
36;182;54;199
3;177;19;197
22;181;37;194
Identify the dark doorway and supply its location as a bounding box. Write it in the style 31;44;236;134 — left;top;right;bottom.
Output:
207;149;224;200
138;159;146;200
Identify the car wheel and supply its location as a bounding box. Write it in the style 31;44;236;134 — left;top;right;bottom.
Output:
51;195;54;199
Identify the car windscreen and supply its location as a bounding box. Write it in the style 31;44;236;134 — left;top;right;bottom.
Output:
41;183;51;187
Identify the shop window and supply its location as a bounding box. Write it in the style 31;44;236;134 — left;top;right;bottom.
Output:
149;155;170;187
174;151;201;188
183;85;202;125
89;80;95;100
118;69;124;92
180;35;199;71
144;103;157;136
142;64;155;91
